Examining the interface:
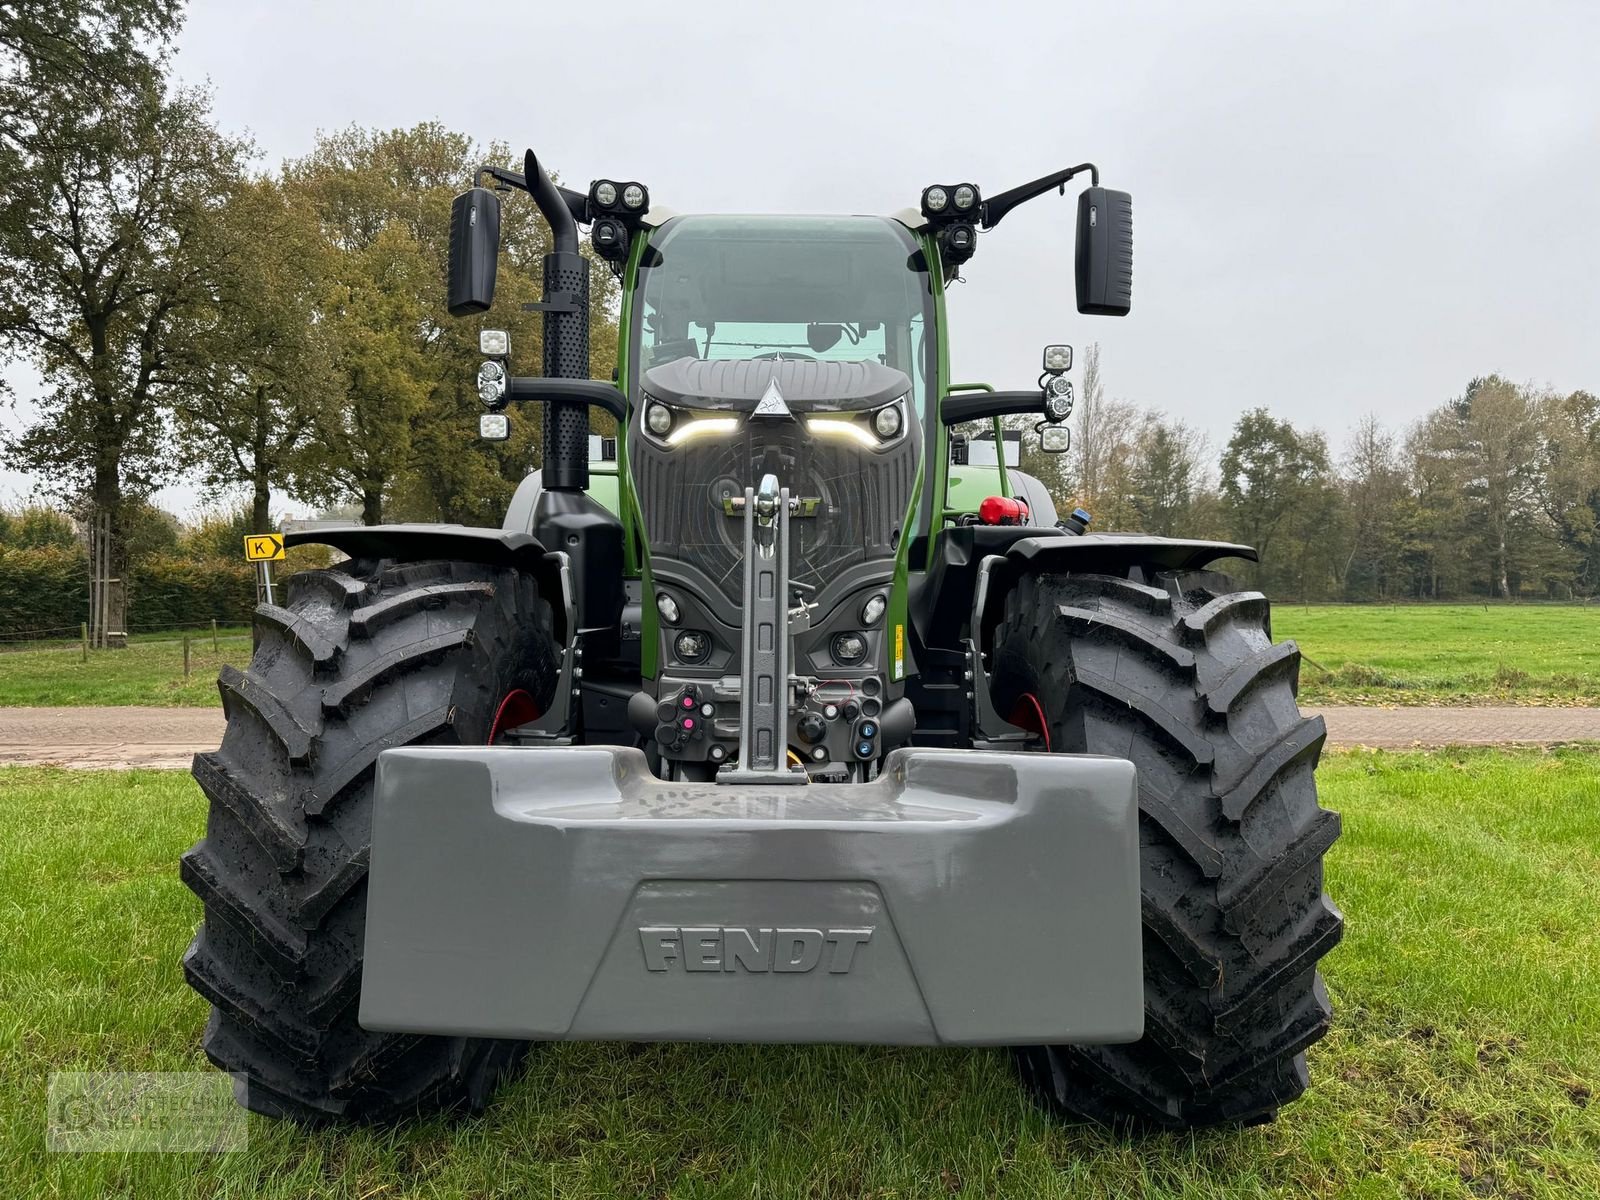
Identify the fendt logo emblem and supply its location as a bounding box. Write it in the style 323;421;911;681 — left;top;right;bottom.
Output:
640;925;873;974
753;378;792;418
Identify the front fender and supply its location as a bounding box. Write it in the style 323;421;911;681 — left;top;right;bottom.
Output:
283;523;565;634
910;526;1256;653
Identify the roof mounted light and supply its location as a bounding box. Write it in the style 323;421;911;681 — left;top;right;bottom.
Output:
938;222;977;267
590;178;648;218
922;182;981;223
592;217;629;263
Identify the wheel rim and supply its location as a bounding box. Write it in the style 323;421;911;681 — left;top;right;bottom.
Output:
1007;692;1051;752
488;689;541;744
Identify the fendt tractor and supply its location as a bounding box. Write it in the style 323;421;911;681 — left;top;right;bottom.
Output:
181;150;1342;1129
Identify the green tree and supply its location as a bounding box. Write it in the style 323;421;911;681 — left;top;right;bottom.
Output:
284;124;618;525
0;0;180;174
1128;414;1207;537
0;71;246;639
169;176;337;532
0;503;77;548
1219;409;1333;593
1538;389;1600;596
1339;414;1411;599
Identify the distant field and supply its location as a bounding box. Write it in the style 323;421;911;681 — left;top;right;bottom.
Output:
2;748;1597;1198
1277;605;1600;706
0;629;250;707
1;605;1595;708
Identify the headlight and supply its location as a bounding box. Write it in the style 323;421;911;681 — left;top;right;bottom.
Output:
478;413;509;441
645;402;673;436
476;360;506;408
666;416;738;445
872;405;902;439
478;329;509;357
860;594;886;625
674;630;709;663
622;183;646;210
923;185;948;213
656;593;680;624
805;418;877;448
593;180;618;207
952;184;978;211
1043;375;1074;422
831;632;867;665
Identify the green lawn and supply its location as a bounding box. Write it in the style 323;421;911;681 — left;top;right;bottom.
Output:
3;605;1597;709
1;750;1596;1198
0;630;251;707
1275;605;1600;706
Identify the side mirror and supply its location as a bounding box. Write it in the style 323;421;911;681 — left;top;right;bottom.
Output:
447;187;501;316
1074;187;1133;316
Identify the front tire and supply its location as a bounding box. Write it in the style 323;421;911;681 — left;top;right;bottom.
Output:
181;558;559;1121
992;568;1342;1128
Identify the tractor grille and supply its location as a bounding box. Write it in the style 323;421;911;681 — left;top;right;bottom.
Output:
631;420;919;612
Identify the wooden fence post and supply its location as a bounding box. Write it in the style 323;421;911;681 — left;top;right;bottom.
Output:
183;635;191;677
81;622;88;663
211;618;219;652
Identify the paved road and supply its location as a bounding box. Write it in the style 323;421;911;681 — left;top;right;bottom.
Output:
0;707;225;770
1;705;1598;770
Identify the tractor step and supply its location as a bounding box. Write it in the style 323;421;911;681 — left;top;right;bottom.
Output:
359;746;1144;1046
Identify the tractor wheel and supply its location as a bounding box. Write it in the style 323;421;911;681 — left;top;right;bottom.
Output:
181;558;559;1121
990;568;1342;1128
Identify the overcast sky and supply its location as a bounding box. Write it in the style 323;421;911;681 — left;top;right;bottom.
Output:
4;0;1597;516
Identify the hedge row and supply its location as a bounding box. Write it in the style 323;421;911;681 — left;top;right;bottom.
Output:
0;546;260;637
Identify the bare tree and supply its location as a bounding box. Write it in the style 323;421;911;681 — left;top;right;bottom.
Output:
1068;343;1140;526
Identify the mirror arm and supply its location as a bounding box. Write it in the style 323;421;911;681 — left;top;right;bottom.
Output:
474;161;589;230
504;376;626;423
980;162;1098;231
941;389;1048;425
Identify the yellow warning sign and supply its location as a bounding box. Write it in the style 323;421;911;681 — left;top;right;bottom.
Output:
244;533;285;562
893;623;905;680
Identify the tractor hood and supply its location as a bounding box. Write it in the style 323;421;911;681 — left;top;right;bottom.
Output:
641;357;910;414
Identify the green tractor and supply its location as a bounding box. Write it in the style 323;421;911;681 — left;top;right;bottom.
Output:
181;151;1341;1128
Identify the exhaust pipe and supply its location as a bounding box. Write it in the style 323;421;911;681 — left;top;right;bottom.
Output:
525;150;590;491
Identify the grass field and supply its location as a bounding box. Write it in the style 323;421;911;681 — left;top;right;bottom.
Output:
0;629;251;707
2;604;1597;709
1259;604;1600;706
2;749;1596;1198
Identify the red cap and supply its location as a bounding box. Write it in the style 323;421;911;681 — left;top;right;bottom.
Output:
978;495;1030;526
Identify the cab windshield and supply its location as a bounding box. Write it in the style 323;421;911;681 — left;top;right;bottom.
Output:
633;215;934;418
